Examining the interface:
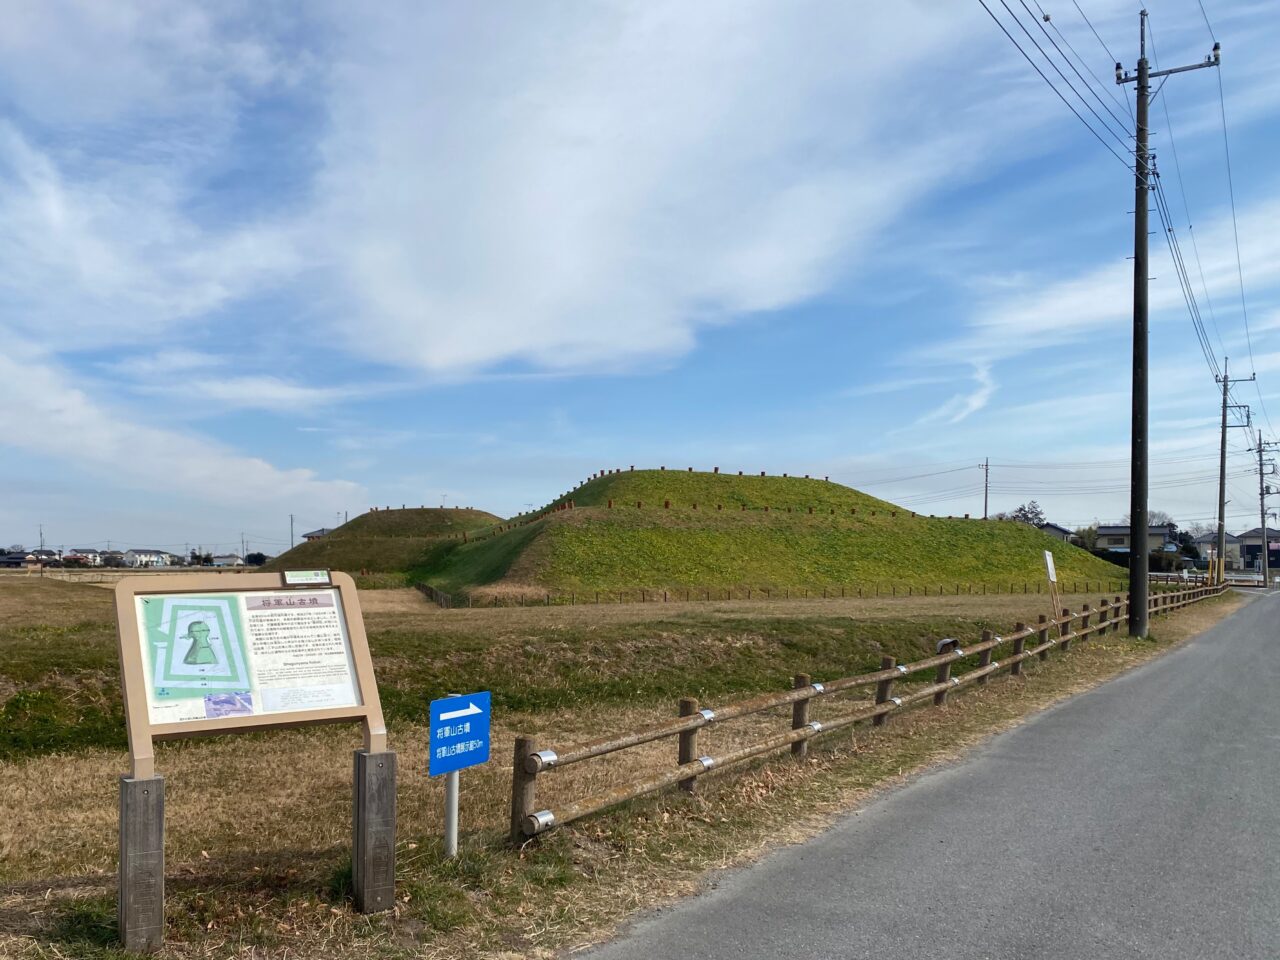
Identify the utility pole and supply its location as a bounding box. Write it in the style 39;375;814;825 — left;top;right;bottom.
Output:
1259;433;1272;588
1118;11;1220;636
1216;359;1253;584
39;523;44;551
982;457;990;520
290;514;295;548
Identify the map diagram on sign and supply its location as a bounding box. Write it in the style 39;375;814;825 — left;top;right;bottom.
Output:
139;595;252;708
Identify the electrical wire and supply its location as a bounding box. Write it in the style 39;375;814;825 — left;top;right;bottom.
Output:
1152;165;1221;382
976;0;1134;169
1070;0;1133;119
1147;15;1225;361
1215;63;1272;438
1031;0;1135;123
1000;0;1136;154
1020;0;1133;143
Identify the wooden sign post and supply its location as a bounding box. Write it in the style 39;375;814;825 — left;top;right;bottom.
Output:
113;570;394;952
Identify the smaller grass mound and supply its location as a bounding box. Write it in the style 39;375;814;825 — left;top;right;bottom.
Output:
265;507;501;578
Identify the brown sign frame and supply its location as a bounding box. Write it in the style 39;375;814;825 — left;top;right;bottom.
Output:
113;570;387;779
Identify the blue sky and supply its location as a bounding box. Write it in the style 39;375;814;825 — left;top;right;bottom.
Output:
2;0;1279;556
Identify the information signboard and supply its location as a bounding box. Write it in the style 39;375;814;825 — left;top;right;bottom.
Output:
112;570;394;950
115;571;386;779
135;588;361;724
429;691;491;776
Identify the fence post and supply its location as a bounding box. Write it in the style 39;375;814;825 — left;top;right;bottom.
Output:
1114;595;1124;633
873;656;896;727
1059;608;1073;652
1038;614;1050;661
678;697;700;794
1080;603;1092;642
510;736;538;844
977;629;993;685
1011;622;1027;676
1098;599;1110;635
934;645;955;705
792;674;812;758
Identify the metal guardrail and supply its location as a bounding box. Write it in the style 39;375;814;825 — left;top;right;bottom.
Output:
509;583;1225;840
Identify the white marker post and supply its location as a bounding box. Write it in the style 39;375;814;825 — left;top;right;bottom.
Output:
1044;549;1061;619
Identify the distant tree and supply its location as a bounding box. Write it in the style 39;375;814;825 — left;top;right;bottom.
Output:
1122;509;1176;528
1176;530;1198;558
1186;521;1214;539
1009;501;1046;527
245;552;268;566
1074;524;1099;550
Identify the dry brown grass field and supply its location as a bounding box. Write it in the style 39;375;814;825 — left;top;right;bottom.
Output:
0;574;1244;959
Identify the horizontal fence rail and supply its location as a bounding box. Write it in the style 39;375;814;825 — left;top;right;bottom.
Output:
509;583;1226;841
413;578;1155;610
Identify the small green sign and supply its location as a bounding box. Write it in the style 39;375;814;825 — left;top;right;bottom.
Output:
284;570;332;586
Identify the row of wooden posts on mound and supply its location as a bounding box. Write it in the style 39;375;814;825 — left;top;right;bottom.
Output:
442;501;1008;546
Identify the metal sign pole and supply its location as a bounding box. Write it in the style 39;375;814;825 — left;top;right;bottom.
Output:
445;770;460;858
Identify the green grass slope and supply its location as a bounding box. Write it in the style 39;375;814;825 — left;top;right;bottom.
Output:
265;507;501;577
416;470;1124;595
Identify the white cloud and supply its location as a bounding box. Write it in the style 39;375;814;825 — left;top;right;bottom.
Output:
0;342;360;511
309;1;1034;376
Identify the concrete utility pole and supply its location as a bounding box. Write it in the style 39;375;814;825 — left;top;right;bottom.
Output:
982;458;990;520
1118;10;1220;636
290;514;295;548
1216;359;1253;583
1259;434;1270;587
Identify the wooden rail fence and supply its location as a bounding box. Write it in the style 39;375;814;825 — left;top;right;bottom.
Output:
509;583;1225;841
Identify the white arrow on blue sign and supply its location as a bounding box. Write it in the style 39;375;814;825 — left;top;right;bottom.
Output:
429;691;491;776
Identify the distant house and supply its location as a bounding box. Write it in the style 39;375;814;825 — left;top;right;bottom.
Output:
302;528;334;542
125;549;171;568
1039;522;1074;542
64;548;102;566
101;550;126;567
0;552;34;569
1193;531;1242;570
1236;527;1280;571
30;549;59;564
1094;523;1178;555
210;554;244;568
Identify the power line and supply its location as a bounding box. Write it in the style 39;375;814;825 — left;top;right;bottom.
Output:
1151;164;1220;381
1020;0;1134;142
1069;0;1131;120
1196;0;1217;41
1215;63;1271;437
976;0;1134;169
1146;16;1225;361
1047;4;1135;122
1000;0;1135;154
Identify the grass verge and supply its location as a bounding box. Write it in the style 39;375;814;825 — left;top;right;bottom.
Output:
0;588;1243;959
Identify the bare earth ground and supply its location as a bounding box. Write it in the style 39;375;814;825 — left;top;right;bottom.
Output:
0;575;1243;959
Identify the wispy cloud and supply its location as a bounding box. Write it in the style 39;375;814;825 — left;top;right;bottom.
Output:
914;365;997;426
0;342;359;511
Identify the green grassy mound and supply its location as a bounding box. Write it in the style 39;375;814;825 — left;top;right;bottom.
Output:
415;470;1124;595
265;507;501;577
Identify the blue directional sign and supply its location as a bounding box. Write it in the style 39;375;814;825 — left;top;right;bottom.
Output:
428;691;491;776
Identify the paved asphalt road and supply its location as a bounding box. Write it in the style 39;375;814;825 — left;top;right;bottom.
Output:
584;592;1280;960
